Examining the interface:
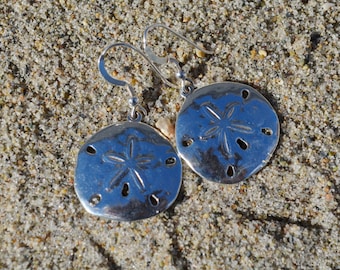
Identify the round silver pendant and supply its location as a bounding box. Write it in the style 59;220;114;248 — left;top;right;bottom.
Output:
176;82;279;184
75;122;182;221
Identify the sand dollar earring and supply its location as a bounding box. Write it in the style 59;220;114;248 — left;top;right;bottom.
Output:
143;24;280;184
74;42;182;221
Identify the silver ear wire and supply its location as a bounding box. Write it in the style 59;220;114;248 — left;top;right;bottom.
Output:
143;23;214;64
98;42;177;91
98;42;177;120
142;24;214;97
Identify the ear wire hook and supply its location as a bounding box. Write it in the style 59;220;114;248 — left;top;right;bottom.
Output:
143;23;214;97
98;42;177;121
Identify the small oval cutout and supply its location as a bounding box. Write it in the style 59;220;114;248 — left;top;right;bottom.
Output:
86;145;96;155
149;194;159;206
121;183;129;197
182;137;194;147
227;165;235;177
165;157;176;167
242;89;250;99
261;128;273;136
236;138;248;150
89;194;101;207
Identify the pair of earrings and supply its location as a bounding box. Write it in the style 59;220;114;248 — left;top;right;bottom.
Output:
74;24;280;221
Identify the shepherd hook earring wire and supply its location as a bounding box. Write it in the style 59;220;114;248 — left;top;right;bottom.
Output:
74;42;182;221
143;24;280;184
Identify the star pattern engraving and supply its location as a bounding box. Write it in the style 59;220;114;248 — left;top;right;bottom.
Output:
199;102;254;157
102;136;154;192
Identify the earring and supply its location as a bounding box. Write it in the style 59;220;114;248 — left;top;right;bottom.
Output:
143;24;280;184
74;42;182;221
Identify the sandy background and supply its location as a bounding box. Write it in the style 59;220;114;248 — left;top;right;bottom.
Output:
1;0;339;269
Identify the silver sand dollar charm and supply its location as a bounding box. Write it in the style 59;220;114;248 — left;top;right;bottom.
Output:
75;121;182;221
74;42;182;221
142;24;280;184
176;82;279;184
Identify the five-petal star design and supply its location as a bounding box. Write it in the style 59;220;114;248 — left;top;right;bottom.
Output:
102;136;154;192
199;102;254;157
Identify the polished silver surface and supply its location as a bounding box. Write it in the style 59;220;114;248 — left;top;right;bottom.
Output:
75;122;182;221
176;82;279;184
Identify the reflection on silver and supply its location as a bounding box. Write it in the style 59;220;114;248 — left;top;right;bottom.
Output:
75;122;182;221
176;82;279;184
